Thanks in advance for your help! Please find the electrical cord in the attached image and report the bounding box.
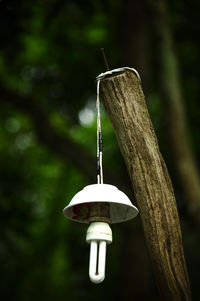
[96,67,141,184]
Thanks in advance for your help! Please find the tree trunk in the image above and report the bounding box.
[100,70,191,300]
[147,0,200,226]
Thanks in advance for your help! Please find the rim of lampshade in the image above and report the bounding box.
[63,184,138,224]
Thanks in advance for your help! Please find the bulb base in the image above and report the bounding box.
[86,222,112,244]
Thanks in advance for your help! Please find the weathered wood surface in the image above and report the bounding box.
[100,70,191,300]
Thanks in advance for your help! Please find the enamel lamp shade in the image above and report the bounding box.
[63,184,138,224]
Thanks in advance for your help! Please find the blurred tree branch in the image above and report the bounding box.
[0,85,95,182]
[0,84,132,194]
[146,0,200,226]
[120,0,151,94]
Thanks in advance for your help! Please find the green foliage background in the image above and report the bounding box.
[0,0,199,300]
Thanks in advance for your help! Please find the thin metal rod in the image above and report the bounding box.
[100,48,110,71]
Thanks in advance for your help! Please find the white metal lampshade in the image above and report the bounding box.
[63,184,138,224]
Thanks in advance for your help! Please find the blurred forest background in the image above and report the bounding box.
[0,0,199,300]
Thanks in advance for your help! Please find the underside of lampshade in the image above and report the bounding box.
[63,184,138,224]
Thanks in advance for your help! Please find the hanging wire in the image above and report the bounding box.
[96,80,103,184]
[96,67,141,184]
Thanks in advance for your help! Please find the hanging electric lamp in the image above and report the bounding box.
[63,65,139,284]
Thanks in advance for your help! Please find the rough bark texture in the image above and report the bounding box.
[100,70,191,301]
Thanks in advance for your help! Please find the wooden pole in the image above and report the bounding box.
[100,70,191,300]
